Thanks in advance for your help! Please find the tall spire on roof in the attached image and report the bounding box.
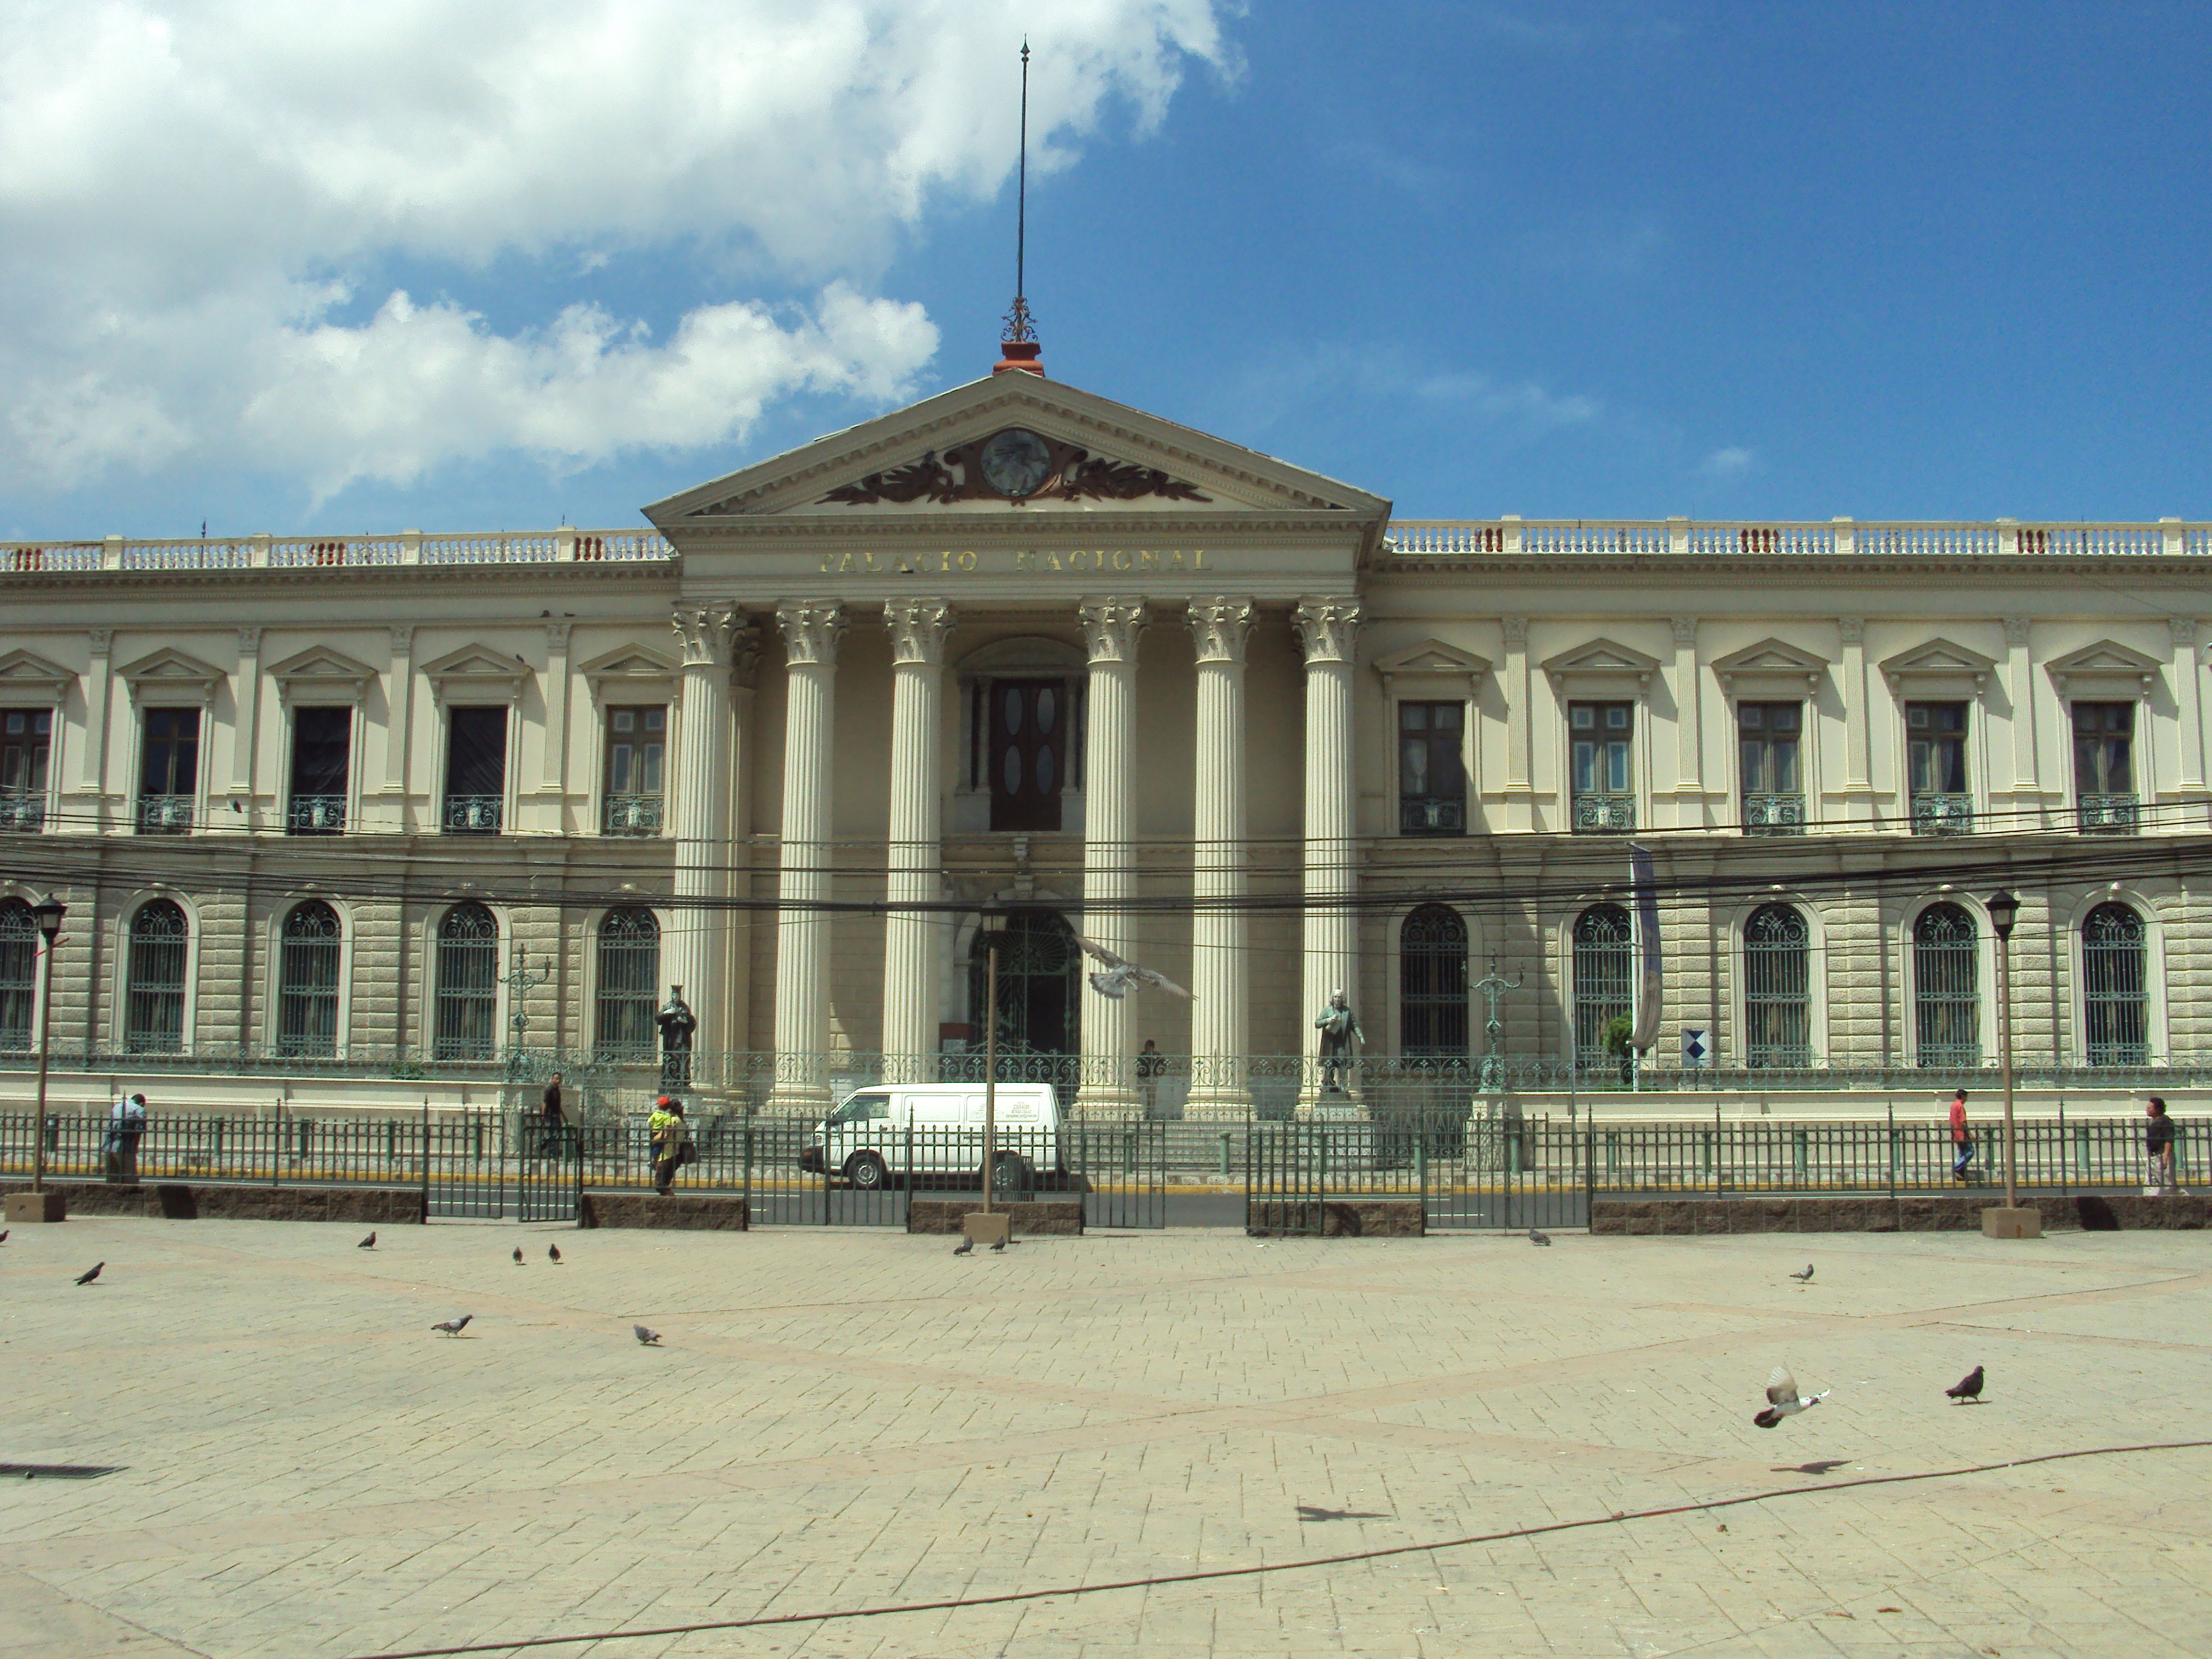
[994,40,1044,377]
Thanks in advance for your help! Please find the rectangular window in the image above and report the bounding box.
[443,706,507,834]
[1906,701,1971,834]
[987,679,1066,832]
[1398,701,1466,835]
[287,707,351,834]
[0,709,52,831]
[2072,702,2137,834]
[602,705,666,835]
[1569,701,1634,833]
[137,706,199,833]
[1737,702,1804,835]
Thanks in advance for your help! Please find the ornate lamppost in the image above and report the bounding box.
[15,899,67,1222]
[1473,958,1522,1096]
[1982,890,2038,1237]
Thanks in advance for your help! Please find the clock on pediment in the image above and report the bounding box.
[977,428,1054,498]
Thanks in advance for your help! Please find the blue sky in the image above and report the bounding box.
[4,1,2207,537]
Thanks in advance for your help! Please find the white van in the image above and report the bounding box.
[802,1083,1063,1193]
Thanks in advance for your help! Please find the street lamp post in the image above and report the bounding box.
[968,924,1011,1247]
[20,899,66,1222]
[1983,889,2036,1236]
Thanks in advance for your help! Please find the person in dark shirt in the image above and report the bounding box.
[2145,1097,2185,1195]
[540,1073,566,1156]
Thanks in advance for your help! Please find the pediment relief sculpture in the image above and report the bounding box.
[814,428,1212,508]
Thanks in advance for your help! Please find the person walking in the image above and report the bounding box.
[1948,1088,1976,1182]
[2144,1097,2186,1195]
[648,1096,689,1196]
[1136,1039,1164,1119]
[104,1092,148,1184]
[539,1073,566,1157]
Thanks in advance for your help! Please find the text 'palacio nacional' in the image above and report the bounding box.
[2,343,2209,1122]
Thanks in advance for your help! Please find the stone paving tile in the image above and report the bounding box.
[1,1218,2207,1658]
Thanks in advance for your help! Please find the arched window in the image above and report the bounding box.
[1743,903,1812,1069]
[1912,902,1980,1068]
[594,908,660,1059]
[1572,903,1634,1067]
[276,901,341,1058]
[125,899,189,1053]
[1400,904,1469,1061]
[967,910,1081,1059]
[0,899,34,1052]
[434,903,500,1060]
[2082,902,2150,1066]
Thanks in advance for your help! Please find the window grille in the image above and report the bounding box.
[276,900,341,1058]
[2082,901,2150,1066]
[125,899,189,1053]
[0,899,33,1051]
[433,903,500,1059]
[1572,903,1634,1066]
[1743,903,1812,1068]
[1399,903,1470,1059]
[1912,902,1980,1067]
[594,908,660,1059]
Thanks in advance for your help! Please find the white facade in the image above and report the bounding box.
[2,372,2209,1118]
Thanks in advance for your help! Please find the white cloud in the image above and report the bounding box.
[0,1,1226,499]
[1700,445,1755,478]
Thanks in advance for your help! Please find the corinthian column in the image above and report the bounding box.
[667,605,754,1065]
[768,602,845,1111]
[1078,597,1147,1119]
[1183,598,1255,1120]
[881,599,955,1084]
[1295,598,1363,1113]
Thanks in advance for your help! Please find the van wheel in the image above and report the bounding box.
[991,1154,1033,1196]
[846,1153,888,1191]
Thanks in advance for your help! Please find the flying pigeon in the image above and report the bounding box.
[953,1238,974,1256]
[990,1238,1008,1252]
[548,1244,561,1264]
[358,1232,376,1249]
[1789,1263,1814,1282]
[75,1262,103,1285]
[512,1247,524,1264]
[1752,1364,1829,1429]
[633,1325,661,1346]
[1945,1364,1986,1403]
[1527,1228,1552,1246]
[1074,936,1193,1002]
[431,1315,473,1336]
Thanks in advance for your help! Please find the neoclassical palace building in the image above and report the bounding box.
[2,354,2208,1119]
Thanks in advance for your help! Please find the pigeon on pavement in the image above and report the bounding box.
[634,1325,661,1346]
[953,1238,974,1256]
[1074,936,1193,1002]
[1789,1264,1815,1282]
[75,1262,103,1285]
[431,1315,473,1336]
[358,1232,376,1249]
[1752,1364,1829,1428]
[512,1247,524,1264]
[1,1228,11,1244]
[990,1238,1008,1252]
[548,1244,561,1264]
[1528,1228,1552,1246]
[1946,1364,1986,1403]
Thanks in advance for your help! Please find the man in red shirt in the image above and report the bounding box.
[1949,1088,1974,1181]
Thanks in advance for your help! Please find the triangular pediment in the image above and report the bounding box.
[643,374,1391,528]
[578,645,679,681]
[1373,639,1493,680]
[422,645,529,694]
[1709,637,1829,685]
[266,645,377,686]
[1541,637,1663,684]
[2044,638,2163,691]
[116,647,223,688]
[0,648,74,697]
[1879,637,1999,684]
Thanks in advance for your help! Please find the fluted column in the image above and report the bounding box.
[881,599,955,1084]
[1184,598,1254,1120]
[1078,597,1147,1118]
[1296,598,1363,1113]
[768,602,846,1110]
[667,603,749,1064]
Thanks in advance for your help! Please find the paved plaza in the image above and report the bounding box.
[1,1215,2208,1659]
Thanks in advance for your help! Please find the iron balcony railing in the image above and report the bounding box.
[1742,793,1805,835]
[441,794,502,834]
[286,794,346,834]
[0,790,44,831]
[2077,793,2140,834]
[601,794,664,836]
[1910,792,1974,835]
[135,795,193,834]
[1572,794,1636,834]
[1398,794,1466,835]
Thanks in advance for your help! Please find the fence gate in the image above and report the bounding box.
[1423,1111,1589,1233]
[426,1111,510,1220]
[1070,1119,1166,1229]
[1245,1122,1330,1235]
[516,1122,580,1223]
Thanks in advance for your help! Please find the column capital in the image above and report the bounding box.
[1079,597,1147,665]
[1500,615,1529,648]
[1670,616,1699,648]
[1293,597,1363,666]
[545,620,573,654]
[2003,615,2032,648]
[672,601,738,668]
[885,598,956,666]
[1836,616,1866,645]
[1187,596,1255,665]
[2170,617,2198,648]
[388,625,415,654]
[236,626,263,657]
[776,600,847,666]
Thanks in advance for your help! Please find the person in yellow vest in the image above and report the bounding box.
[648,1096,689,1196]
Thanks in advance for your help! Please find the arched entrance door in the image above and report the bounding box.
[968,909,1082,1082]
